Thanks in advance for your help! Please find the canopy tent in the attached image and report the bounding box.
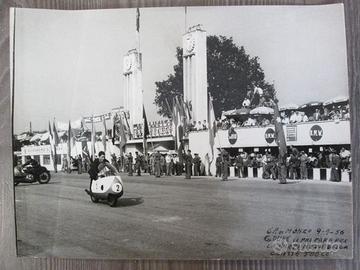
[279,103,299,111]
[40,132,50,141]
[323,96,349,106]
[299,101,322,109]
[223,108,250,116]
[30,133,45,142]
[250,106,274,115]
[17,133,32,142]
[149,144,170,153]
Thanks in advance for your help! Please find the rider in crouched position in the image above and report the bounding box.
[85,151,119,195]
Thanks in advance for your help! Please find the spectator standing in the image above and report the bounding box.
[235,153,244,178]
[77,155,83,174]
[127,153,133,176]
[154,151,162,177]
[329,150,341,182]
[215,153,222,177]
[221,151,230,181]
[184,150,193,179]
[165,154,172,176]
[299,151,309,179]
[135,152,141,176]
[193,153,201,176]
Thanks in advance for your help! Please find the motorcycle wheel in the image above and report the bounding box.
[38,172,51,184]
[90,194,99,203]
[108,195,118,207]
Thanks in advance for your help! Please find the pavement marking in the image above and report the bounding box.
[152,216,182,223]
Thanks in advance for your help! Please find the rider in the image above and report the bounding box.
[23,156,39,167]
[85,151,119,195]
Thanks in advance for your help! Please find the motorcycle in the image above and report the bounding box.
[14,164,51,186]
[87,175,124,207]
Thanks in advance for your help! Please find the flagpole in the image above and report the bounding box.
[136,8,140,53]
[185,6,187,32]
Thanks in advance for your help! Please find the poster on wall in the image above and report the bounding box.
[11,4,352,259]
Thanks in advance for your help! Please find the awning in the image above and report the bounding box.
[299,101,322,109]
[250,106,274,115]
[323,96,349,106]
[279,103,299,111]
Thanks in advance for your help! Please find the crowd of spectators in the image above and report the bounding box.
[132,120,173,139]
[217,103,350,130]
[228,146,351,181]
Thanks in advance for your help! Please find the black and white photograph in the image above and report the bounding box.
[11,4,352,259]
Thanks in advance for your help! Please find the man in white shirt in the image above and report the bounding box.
[165,154,172,176]
[289,111,297,123]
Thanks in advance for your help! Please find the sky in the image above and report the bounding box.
[13,4,348,133]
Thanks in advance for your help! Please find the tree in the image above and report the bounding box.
[154,35,275,118]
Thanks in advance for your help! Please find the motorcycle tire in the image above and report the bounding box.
[38,172,51,184]
[108,195,118,207]
[90,195,99,203]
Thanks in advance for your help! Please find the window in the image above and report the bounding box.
[43,155,50,165]
[56,154,62,165]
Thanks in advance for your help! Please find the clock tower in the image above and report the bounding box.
[123,49,143,131]
[183,25,208,123]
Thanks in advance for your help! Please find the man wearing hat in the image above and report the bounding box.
[184,149,193,179]
[193,153,201,176]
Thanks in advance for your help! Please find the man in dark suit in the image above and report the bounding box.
[184,150,193,179]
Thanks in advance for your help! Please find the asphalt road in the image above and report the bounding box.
[14,173,353,259]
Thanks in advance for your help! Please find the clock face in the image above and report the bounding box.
[124,56,132,71]
[186,35,195,53]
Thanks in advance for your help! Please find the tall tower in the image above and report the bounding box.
[123,49,143,131]
[183,25,208,123]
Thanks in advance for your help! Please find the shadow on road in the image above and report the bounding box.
[14,181,62,187]
[282,180,301,184]
[118,197,144,207]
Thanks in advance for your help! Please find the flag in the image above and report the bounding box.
[184,99,192,121]
[118,115,127,152]
[67,121,72,171]
[273,101,287,158]
[136,8,140,33]
[52,121,60,172]
[112,114,118,145]
[123,111,132,139]
[208,94,217,161]
[91,116,96,158]
[52,121,60,146]
[48,121,57,172]
[175,96,186,144]
[143,105,150,156]
[102,116,107,152]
